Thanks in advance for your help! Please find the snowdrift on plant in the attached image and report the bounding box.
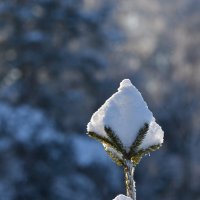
[87,79,164,151]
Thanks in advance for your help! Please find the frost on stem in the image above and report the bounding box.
[124,160,136,199]
[87,79,164,199]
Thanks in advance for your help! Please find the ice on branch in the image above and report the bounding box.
[113,194,133,200]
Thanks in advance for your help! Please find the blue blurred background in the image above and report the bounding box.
[0,0,199,199]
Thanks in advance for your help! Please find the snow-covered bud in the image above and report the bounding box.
[87,79,164,166]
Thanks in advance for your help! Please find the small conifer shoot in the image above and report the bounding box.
[87,79,164,200]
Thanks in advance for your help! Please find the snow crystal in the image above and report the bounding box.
[87,79,164,151]
[113,194,133,200]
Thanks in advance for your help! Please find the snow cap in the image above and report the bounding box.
[119,79,132,89]
[113,194,133,200]
[87,79,164,151]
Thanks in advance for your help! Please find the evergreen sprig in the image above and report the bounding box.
[87,131,113,146]
[104,126,127,156]
[128,123,149,159]
[104,145,124,166]
[131,144,162,165]
[137,144,162,156]
[87,130,125,166]
[88,124,162,166]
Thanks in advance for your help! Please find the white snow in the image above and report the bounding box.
[139,121,164,150]
[87,79,164,151]
[113,194,133,200]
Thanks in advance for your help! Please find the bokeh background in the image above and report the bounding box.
[0,0,200,199]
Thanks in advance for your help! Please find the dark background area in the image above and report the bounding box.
[0,0,199,199]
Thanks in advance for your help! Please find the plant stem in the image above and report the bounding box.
[124,160,136,200]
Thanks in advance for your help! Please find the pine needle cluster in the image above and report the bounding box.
[87,123,162,167]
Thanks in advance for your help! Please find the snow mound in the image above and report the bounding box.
[87,79,164,151]
[113,194,133,200]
